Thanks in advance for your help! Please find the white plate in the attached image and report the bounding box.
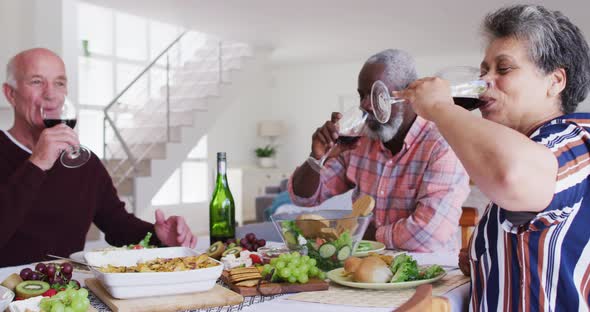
[69,251,85,263]
[352,240,386,257]
[85,247,223,299]
[327,268,446,290]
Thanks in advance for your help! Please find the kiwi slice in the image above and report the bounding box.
[15,280,50,299]
[1,273,23,291]
[222,246,242,257]
[206,241,226,260]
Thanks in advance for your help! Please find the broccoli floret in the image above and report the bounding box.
[390,261,420,283]
[421,265,445,279]
[390,253,412,275]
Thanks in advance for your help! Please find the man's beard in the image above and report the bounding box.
[365,107,404,142]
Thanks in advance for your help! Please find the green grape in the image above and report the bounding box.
[290,252,300,258]
[291,268,301,276]
[275,261,286,269]
[40,298,52,311]
[51,301,65,312]
[278,253,289,261]
[82,297,91,306]
[290,258,301,266]
[287,262,297,269]
[54,292,67,301]
[299,264,310,274]
[64,307,75,312]
[301,255,310,262]
[318,271,326,280]
[77,288,89,299]
[309,267,320,277]
[297,274,309,284]
[270,258,279,266]
[65,288,76,301]
[308,258,317,266]
[70,298,86,312]
[279,268,290,278]
[287,275,297,283]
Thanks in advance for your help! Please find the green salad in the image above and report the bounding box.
[280,221,354,271]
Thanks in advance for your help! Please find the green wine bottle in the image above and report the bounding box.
[209,152,236,245]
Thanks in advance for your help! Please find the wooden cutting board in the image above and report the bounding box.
[85,278,243,312]
[220,271,329,297]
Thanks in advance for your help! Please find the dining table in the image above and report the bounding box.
[0,237,471,312]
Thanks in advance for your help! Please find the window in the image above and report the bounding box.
[77,3,207,206]
[77,2,182,158]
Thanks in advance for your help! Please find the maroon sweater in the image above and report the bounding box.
[0,131,158,267]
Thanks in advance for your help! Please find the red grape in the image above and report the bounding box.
[257,239,266,247]
[53,276,62,285]
[252,243,259,250]
[20,268,32,280]
[35,263,46,274]
[71,280,81,289]
[46,265,56,278]
[29,272,40,281]
[240,238,248,246]
[61,262,73,274]
[245,243,254,251]
[63,272,72,281]
[246,233,256,243]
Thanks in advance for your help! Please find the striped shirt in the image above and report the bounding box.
[469,113,590,311]
[288,116,470,252]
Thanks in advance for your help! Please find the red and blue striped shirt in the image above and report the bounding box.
[289,116,470,252]
[469,113,590,311]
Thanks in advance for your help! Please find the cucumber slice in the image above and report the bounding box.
[283,230,299,248]
[318,243,337,258]
[337,245,352,261]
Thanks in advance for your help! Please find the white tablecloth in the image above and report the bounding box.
[0,238,470,312]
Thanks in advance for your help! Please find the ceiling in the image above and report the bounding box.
[82,0,590,64]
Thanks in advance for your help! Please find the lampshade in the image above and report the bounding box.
[257,120,284,137]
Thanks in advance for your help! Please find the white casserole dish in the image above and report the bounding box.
[84,247,223,299]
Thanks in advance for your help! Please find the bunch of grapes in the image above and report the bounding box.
[239,233,266,252]
[40,288,90,312]
[20,262,80,289]
[261,252,326,284]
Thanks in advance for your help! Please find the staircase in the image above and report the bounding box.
[102,31,254,213]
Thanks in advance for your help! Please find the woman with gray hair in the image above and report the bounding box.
[396,4,590,311]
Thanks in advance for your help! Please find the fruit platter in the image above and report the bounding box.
[1,261,92,312]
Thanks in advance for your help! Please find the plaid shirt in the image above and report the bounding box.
[288,117,469,252]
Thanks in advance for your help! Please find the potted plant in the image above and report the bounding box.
[255,145,276,168]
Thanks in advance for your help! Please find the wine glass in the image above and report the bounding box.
[315,106,368,167]
[370,66,489,123]
[40,96,92,168]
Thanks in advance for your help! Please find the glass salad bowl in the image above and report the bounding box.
[271,210,372,271]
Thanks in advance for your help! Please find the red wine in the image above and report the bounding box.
[453,97,483,111]
[44,119,77,129]
[337,136,361,144]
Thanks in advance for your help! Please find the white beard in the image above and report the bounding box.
[366,107,405,142]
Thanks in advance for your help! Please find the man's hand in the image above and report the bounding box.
[310,112,361,160]
[29,124,80,171]
[154,209,197,248]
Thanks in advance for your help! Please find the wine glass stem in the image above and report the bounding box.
[389,98,405,105]
[318,143,338,167]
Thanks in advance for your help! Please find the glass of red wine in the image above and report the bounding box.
[370,66,489,123]
[41,96,91,168]
[316,106,368,167]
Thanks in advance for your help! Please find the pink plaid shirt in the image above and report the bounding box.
[288,117,469,252]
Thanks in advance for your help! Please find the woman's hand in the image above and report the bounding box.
[393,77,455,121]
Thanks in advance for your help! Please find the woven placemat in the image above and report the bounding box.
[286,270,469,308]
